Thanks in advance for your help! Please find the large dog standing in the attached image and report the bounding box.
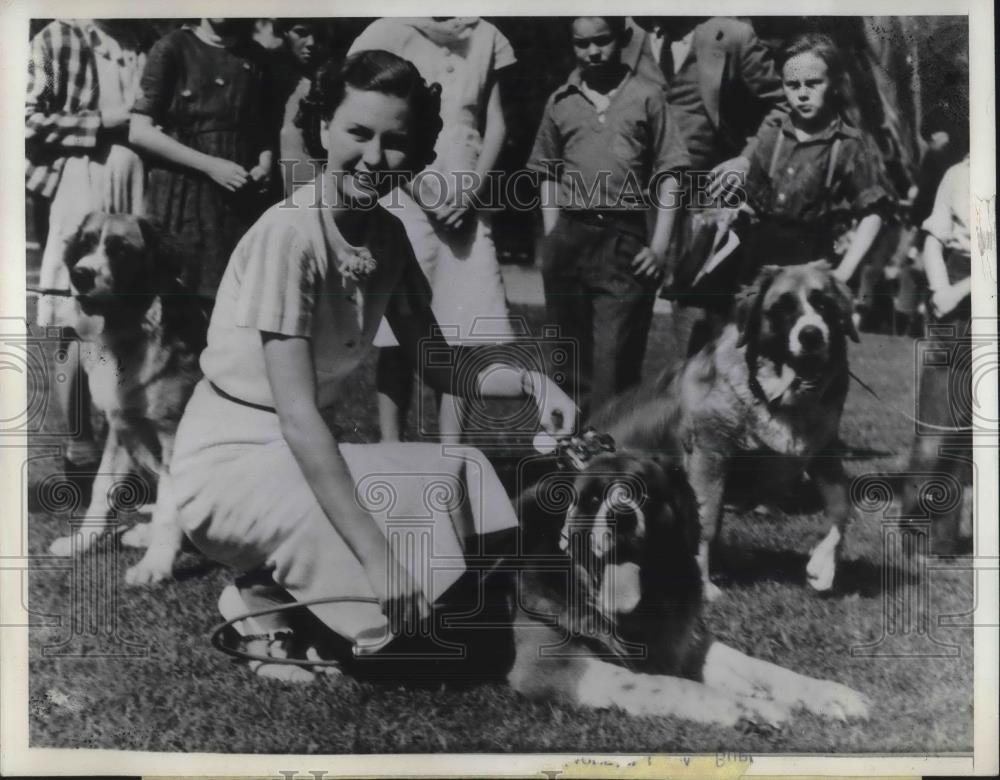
[47,213,206,585]
[510,451,869,726]
[592,262,859,598]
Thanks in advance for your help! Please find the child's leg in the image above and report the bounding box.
[588,223,655,412]
[590,288,656,414]
[540,222,594,414]
[376,347,413,442]
[901,311,972,554]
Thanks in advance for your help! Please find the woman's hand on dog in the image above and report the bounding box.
[523,370,577,437]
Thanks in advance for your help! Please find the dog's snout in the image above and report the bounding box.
[70,265,97,293]
[798,324,825,350]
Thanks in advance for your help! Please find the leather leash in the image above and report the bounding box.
[848,368,974,433]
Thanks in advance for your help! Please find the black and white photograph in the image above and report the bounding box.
[0,0,996,775]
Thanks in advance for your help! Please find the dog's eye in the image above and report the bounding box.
[775,292,798,312]
[68,231,99,264]
[808,290,831,312]
[104,235,133,257]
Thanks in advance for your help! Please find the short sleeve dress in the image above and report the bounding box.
[133,28,276,297]
[170,177,519,645]
[349,18,517,345]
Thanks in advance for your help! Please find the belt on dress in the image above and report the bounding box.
[209,381,277,413]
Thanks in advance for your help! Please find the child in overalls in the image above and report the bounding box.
[677,34,894,355]
[736,33,893,289]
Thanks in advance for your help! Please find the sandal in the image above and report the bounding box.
[218,584,341,682]
[243,631,316,683]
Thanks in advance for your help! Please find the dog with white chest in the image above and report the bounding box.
[48,212,206,585]
[510,451,870,727]
[592,261,859,599]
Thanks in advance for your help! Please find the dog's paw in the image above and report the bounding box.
[124,551,174,586]
[735,696,789,732]
[801,680,871,721]
[704,580,724,602]
[120,523,153,549]
[805,549,836,591]
[49,535,76,557]
[806,529,840,591]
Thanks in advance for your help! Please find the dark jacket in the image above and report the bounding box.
[622,17,788,161]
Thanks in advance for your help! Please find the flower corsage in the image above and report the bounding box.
[335,246,377,283]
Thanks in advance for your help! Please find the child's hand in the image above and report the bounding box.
[632,246,667,279]
[430,188,475,230]
[427,199,471,231]
[204,157,249,192]
[248,164,272,194]
[708,155,751,205]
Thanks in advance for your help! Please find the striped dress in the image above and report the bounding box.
[26,20,146,326]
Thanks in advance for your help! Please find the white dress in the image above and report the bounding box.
[349,18,516,345]
[170,181,519,645]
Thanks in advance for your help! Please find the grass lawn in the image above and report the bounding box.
[24,300,974,754]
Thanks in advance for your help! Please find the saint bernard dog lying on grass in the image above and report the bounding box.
[47,212,206,585]
[593,261,860,600]
[510,451,869,728]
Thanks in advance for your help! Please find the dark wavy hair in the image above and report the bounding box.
[778,33,860,127]
[295,50,443,170]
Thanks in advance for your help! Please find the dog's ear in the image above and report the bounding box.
[735,264,779,348]
[649,458,701,558]
[828,273,860,343]
[137,217,201,294]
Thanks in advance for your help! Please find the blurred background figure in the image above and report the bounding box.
[26,18,148,506]
[900,153,972,555]
[627,16,788,355]
[349,17,518,443]
[256,18,326,197]
[129,18,278,298]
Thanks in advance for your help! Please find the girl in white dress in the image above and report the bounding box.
[348,17,517,443]
[169,51,575,681]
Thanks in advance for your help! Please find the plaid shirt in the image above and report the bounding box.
[25,20,103,198]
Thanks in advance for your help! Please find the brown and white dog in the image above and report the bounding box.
[510,452,870,726]
[47,212,206,585]
[592,261,859,599]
